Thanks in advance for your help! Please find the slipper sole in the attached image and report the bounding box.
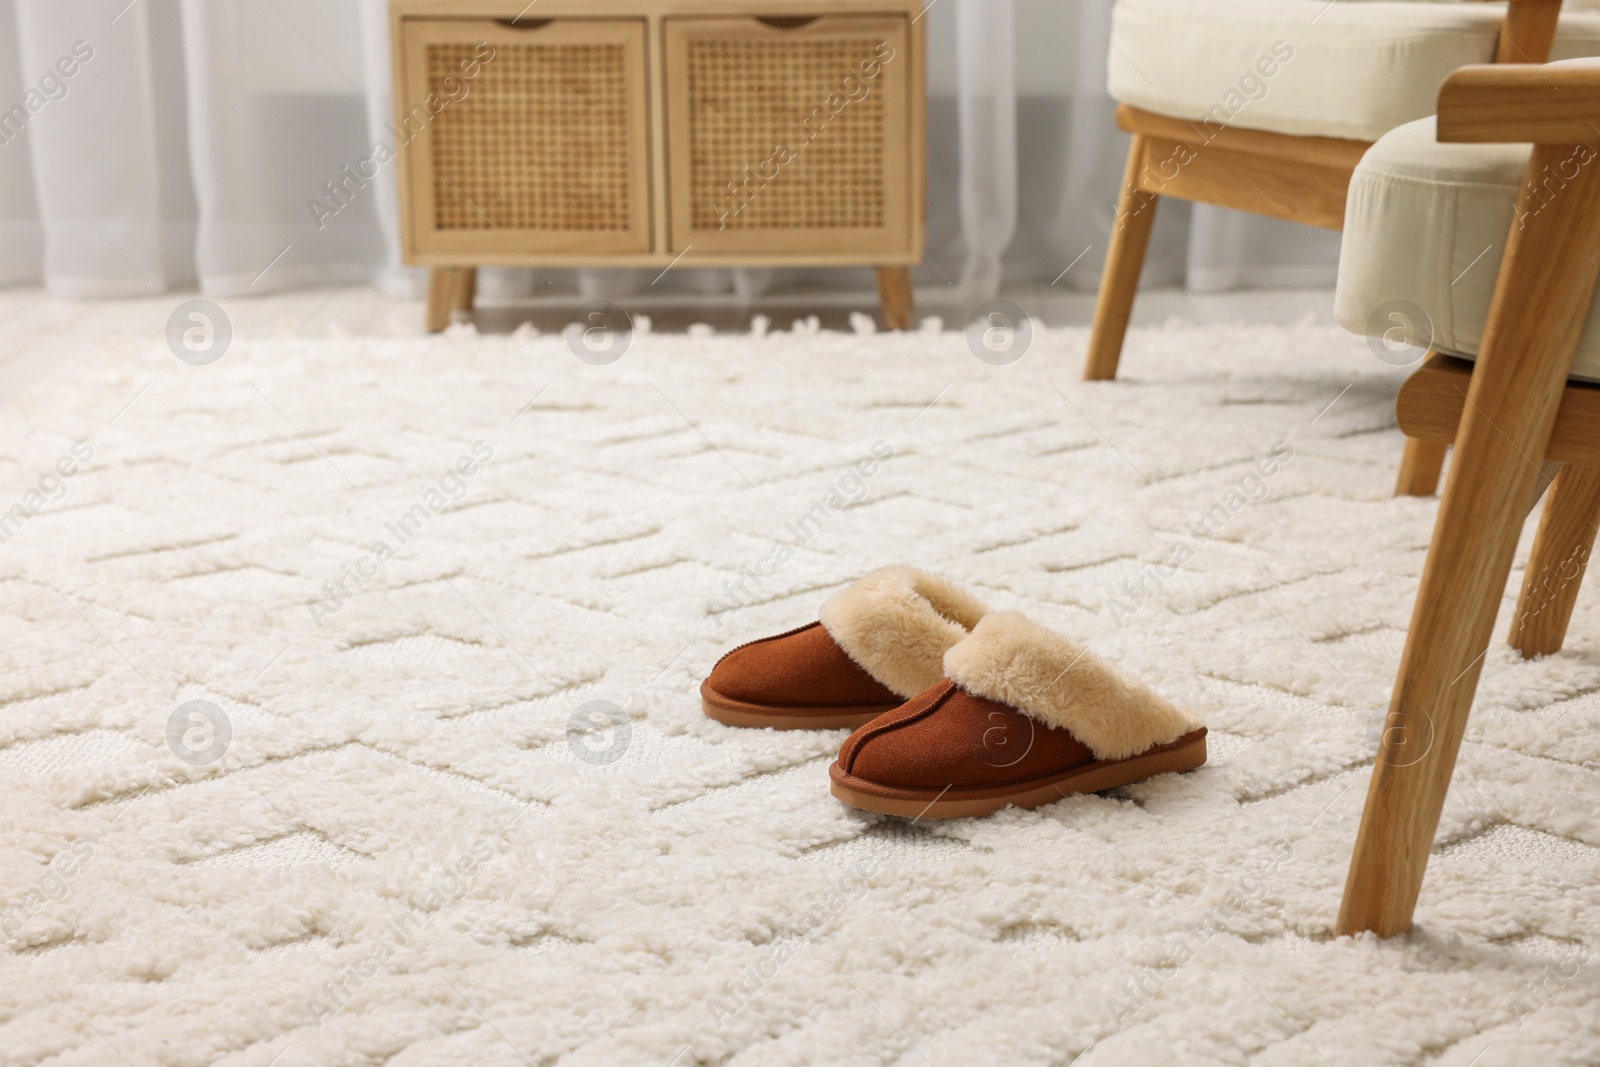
[700,681,899,731]
[828,730,1207,818]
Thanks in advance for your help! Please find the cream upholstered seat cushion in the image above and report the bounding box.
[1108,0,1600,143]
[1333,62,1600,382]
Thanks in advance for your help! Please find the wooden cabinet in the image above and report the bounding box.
[390,1,925,331]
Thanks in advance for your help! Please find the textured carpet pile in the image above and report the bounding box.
[1,310,1598,1066]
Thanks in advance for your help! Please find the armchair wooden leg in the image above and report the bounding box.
[1340,443,1534,936]
[1084,135,1159,382]
[1338,141,1600,938]
[876,266,913,331]
[425,267,462,333]
[1509,463,1600,658]
[1395,438,1448,497]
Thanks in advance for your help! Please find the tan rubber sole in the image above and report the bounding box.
[829,732,1208,818]
[700,695,898,731]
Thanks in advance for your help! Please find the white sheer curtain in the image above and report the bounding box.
[0,0,1336,304]
[4,0,195,296]
[955,0,1017,298]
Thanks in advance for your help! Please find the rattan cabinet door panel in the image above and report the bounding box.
[663,16,913,258]
[397,19,652,260]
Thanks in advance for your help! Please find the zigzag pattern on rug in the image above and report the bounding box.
[1,316,1597,1065]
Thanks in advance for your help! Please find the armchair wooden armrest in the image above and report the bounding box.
[1437,63,1600,143]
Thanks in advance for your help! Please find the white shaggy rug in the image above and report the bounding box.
[2,308,1599,1067]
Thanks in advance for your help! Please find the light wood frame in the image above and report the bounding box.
[389,0,926,332]
[1395,352,1600,659]
[1337,56,1600,938]
[1081,0,1566,383]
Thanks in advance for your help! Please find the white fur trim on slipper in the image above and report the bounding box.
[819,566,989,699]
[943,612,1203,761]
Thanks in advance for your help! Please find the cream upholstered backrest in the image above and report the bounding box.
[1107,0,1584,142]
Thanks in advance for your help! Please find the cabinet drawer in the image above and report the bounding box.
[396,17,653,260]
[663,15,914,258]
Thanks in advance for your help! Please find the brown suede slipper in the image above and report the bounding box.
[701,566,989,729]
[829,612,1207,817]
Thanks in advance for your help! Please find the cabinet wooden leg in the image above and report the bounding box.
[876,266,913,331]
[425,267,460,333]
[1084,135,1159,382]
[1394,438,1448,497]
[1510,462,1600,658]
[454,267,477,312]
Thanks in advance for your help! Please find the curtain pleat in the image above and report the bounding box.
[12,0,178,296]
[955,0,1017,302]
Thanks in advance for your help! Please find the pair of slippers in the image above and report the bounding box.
[701,566,1208,819]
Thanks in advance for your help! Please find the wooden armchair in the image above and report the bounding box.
[1335,59,1600,936]
[1083,0,1571,383]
